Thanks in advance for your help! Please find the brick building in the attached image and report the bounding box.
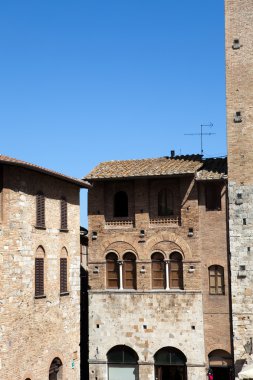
[225,0,253,377]
[0,155,89,380]
[84,154,232,380]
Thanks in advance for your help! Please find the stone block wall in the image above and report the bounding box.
[0,165,81,380]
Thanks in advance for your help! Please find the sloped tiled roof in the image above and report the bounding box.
[0,154,90,188]
[196,157,227,180]
[84,155,203,180]
[84,155,227,182]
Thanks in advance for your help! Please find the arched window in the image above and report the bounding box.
[60,197,67,230]
[158,188,174,216]
[107,345,138,380]
[169,252,183,289]
[60,247,68,295]
[154,347,187,380]
[49,357,63,380]
[123,252,136,289]
[35,246,45,297]
[36,192,45,228]
[114,191,128,217]
[152,252,165,289]
[209,265,225,295]
[106,252,119,289]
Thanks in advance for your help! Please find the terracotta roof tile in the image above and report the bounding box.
[84,155,203,180]
[84,155,227,182]
[0,154,90,188]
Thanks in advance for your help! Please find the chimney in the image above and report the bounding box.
[170,150,175,158]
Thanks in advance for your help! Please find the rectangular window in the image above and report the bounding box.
[36,192,45,227]
[107,261,119,288]
[206,183,222,211]
[60,198,68,230]
[123,261,136,289]
[35,258,44,297]
[152,261,165,289]
[60,258,68,293]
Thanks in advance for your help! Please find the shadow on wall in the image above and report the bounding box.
[80,266,90,380]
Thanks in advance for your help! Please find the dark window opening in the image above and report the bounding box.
[49,357,63,380]
[158,189,174,216]
[114,191,128,217]
[107,345,139,364]
[106,252,119,289]
[205,183,221,211]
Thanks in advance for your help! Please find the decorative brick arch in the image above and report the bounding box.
[146,232,192,260]
[104,240,139,260]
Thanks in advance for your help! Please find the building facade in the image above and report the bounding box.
[225,0,253,377]
[85,155,232,380]
[0,155,89,380]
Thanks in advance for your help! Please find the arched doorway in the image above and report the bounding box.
[208,350,233,380]
[154,347,187,380]
[107,345,138,380]
[49,357,63,380]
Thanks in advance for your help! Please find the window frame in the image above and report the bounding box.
[209,265,225,295]
[123,252,136,290]
[151,252,165,289]
[169,252,183,290]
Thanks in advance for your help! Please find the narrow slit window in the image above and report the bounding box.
[60,197,68,230]
[36,192,45,227]
[60,257,68,293]
[35,257,44,296]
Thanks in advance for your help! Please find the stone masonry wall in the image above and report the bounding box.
[225,0,253,376]
[0,165,81,380]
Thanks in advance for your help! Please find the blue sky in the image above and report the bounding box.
[0,0,226,227]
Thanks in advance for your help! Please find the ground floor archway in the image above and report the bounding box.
[208,349,233,380]
[154,347,187,380]
[107,345,139,380]
[49,357,63,380]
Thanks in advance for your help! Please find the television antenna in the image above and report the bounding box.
[184,122,215,155]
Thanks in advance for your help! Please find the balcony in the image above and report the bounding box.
[149,216,180,227]
[105,217,135,229]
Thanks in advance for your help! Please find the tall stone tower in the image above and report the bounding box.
[225,0,253,376]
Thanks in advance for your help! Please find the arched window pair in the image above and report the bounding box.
[158,188,174,216]
[209,265,225,295]
[107,346,187,380]
[152,252,183,290]
[35,246,68,298]
[106,252,136,290]
[36,192,68,230]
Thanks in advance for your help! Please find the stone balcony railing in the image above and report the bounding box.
[105,217,135,228]
[149,216,181,227]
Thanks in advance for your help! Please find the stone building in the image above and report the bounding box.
[225,0,253,377]
[0,155,89,380]
[84,154,232,380]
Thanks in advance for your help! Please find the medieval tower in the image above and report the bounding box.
[225,0,253,376]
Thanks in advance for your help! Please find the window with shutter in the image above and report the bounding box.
[35,257,44,297]
[36,192,45,228]
[106,252,119,289]
[169,252,183,289]
[123,252,136,289]
[60,258,68,294]
[60,197,68,230]
[152,252,165,289]
[209,265,225,295]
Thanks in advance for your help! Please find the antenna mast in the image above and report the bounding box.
[184,122,215,155]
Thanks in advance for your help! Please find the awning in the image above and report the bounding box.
[238,363,253,379]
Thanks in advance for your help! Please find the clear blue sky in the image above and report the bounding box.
[0,0,226,227]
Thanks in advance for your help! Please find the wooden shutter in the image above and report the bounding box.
[152,254,165,289]
[170,252,183,289]
[35,258,44,296]
[123,258,136,289]
[107,256,119,289]
[60,258,68,293]
[36,192,45,227]
[209,265,224,295]
[60,198,67,230]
